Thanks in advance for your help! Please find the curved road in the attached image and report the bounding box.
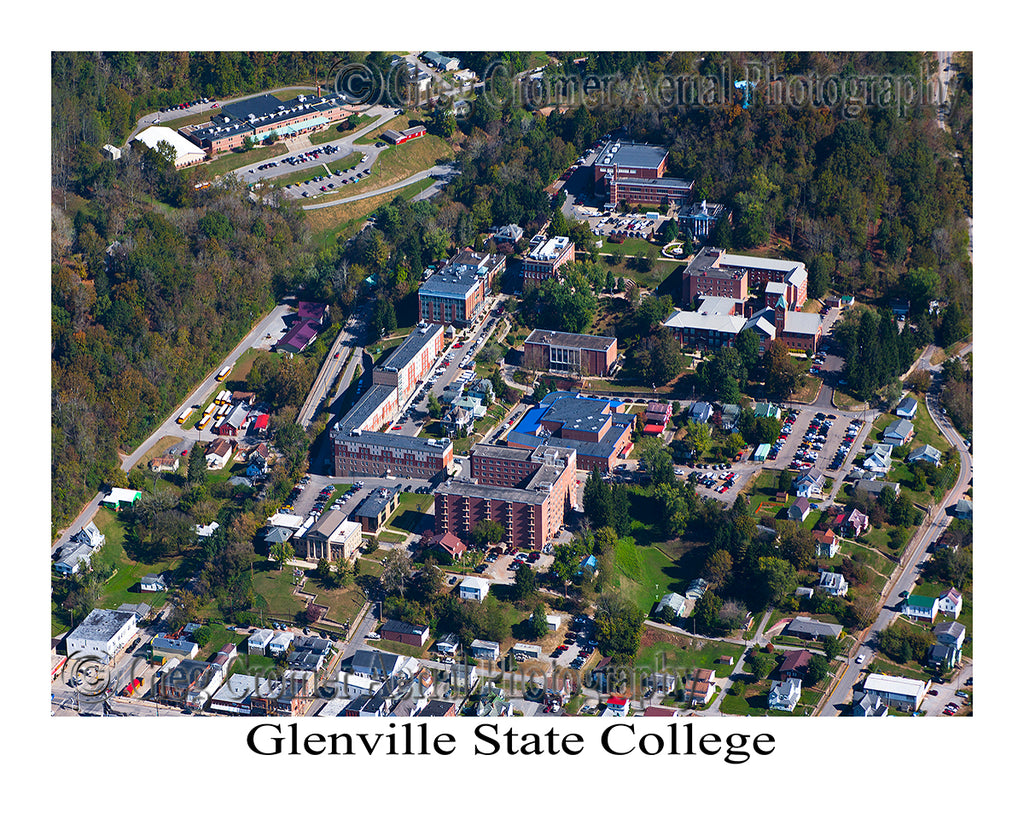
[815,365,973,715]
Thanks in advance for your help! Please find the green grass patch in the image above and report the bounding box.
[375,638,428,658]
[306,176,435,249]
[605,539,685,616]
[634,630,741,682]
[377,531,407,543]
[387,493,434,533]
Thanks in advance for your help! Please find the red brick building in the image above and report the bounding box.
[523,235,575,284]
[434,445,577,551]
[522,329,618,377]
[592,141,694,207]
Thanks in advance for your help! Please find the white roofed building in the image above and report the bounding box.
[134,126,207,168]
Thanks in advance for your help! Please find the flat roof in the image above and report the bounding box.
[69,609,135,642]
[353,488,398,519]
[377,324,444,373]
[524,329,616,351]
[338,383,398,432]
[782,311,822,336]
[594,141,668,170]
[336,427,453,456]
[864,673,927,698]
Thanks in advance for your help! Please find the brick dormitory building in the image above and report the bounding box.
[661,246,823,353]
[418,249,506,327]
[522,330,618,378]
[330,323,453,480]
[433,444,578,552]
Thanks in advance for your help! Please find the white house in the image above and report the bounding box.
[601,695,630,717]
[459,577,490,601]
[434,633,460,655]
[140,573,167,592]
[65,609,138,664]
[768,678,802,711]
[863,443,893,474]
[908,444,942,467]
[895,395,918,419]
[74,522,106,550]
[267,631,295,657]
[793,468,825,498]
[54,542,95,576]
[937,587,963,619]
[819,571,849,597]
[247,629,274,655]
[862,673,926,712]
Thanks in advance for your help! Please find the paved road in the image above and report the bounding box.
[816,375,973,715]
[51,303,293,553]
[296,303,370,429]
[300,164,456,210]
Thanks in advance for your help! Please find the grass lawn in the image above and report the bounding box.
[308,134,452,205]
[137,435,184,466]
[831,389,870,411]
[634,628,741,678]
[604,537,687,616]
[309,114,379,145]
[595,253,677,291]
[53,508,179,635]
[377,531,406,543]
[203,143,289,178]
[307,177,435,249]
[790,376,821,404]
[387,493,434,533]
[375,638,429,658]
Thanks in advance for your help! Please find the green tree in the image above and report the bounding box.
[686,420,713,460]
[702,549,733,587]
[514,564,538,602]
[805,654,830,687]
[748,650,776,682]
[693,590,722,634]
[821,635,841,662]
[381,551,413,597]
[270,541,294,569]
[757,556,798,605]
[529,602,549,640]
[472,519,505,546]
[594,591,645,660]
[582,468,612,528]
[187,446,208,486]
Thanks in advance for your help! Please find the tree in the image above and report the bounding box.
[702,549,733,587]
[381,552,413,597]
[763,339,799,400]
[471,519,505,546]
[316,557,332,584]
[717,598,747,631]
[757,556,798,605]
[693,591,722,634]
[805,654,830,687]
[686,420,713,461]
[748,650,776,682]
[514,564,538,602]
[821,634,841,661]
[270,541,294,569]
[582,468,612,528]
[594,592,645,659]
[187,446,208,486]
[529,602,549,640]
[415,559,445,603]
[427,392,442,419]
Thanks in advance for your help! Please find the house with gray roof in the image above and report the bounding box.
[882,418,915,447]
[655,591,687,621]
[819,571,849,597]
[768,678,802,711]
[851,691,888,717]
[785,616,843,641]
[908,444,942,466]
[895,395,918,418]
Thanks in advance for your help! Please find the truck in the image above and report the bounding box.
[216,365,232,382]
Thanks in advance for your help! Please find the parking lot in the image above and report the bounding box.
[761,407,870,476]
[549,614,598,671]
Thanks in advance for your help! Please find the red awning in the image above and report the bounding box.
[642,423,665,434]
[253,414,269,430]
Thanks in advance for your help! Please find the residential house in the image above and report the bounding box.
[778,650,813,682]
[140,573,167,593]
[434,634,460,656]
[793,467,825,498]
[349,649,418,680]
[100,488,141,510]
[643,705,682,717]
[788,497,811,522]
[929,621,966,668]
[430,532,468,563]
[655,591,686,621]
[937,587,963,619]
[768,678,802,711]
[819,571,849,597]
[719,403,742,431]
[785,616,843,642]
[685,578,709,600]
[689,402,713,424]
[469,639,500,662]
[602,695,630,717]
[459,577,490,602]
[851,691,888,717]
[862,443,894,474]
[852,479,901,499]
[835,507,869,537]
[419,700,457,717]
[247,629,274,655]
[266,631,295,658]
[54,541,96,576]
[204,438,234,470]
[862,673,926,712]
[814,528,839,559]
[902,594,939,622]
[953,499,973,520]
[682,669,717,706]
[895,395,918,419]
[149,454,180,472]
[908,444,942,467]
[882,419,915,447]
[753,402,781,420]
[380,620,430,647]
[578,554,599,578]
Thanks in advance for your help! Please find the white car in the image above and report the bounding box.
[855,654,865,664]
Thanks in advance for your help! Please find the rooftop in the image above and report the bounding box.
[594,141,668,170]
[524,329,617,352]
[377,323,444,373]
[69,609,136,642]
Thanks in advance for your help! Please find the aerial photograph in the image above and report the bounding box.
[50,49,974,724]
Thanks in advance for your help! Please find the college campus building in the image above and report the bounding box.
[679,200,728,239]
[331,324,453,479]
[522,329,618,377]
[523,234,575,284]
[434,444,577,552]
[663,247,822,353]
[592,141,694,207]
[418,250,506,327]
[181,92,350,155]
[134,125,207,168]
[504,391,634,472]
[295,511,363,563]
